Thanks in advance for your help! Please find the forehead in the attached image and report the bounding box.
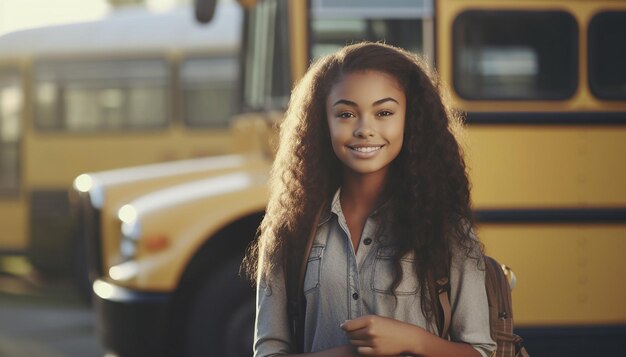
[327,70,405,103]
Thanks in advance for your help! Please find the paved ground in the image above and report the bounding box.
[0,258,105,357]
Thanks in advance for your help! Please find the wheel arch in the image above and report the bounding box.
[165,210,264,353]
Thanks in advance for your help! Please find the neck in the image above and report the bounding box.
[340,168,389,215]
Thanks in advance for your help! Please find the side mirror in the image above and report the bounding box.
[195,0,217,23]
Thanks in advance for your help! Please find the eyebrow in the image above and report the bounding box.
[332,97,399,107]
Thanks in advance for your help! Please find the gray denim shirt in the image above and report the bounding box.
[254,190,496,357]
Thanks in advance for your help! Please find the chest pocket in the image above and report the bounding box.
[304,244,325,294]
[371,246,419,295]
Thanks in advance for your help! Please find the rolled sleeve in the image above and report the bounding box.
[449,251,497,357]
[254,270,293,357]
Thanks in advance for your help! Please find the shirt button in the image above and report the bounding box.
[352,292,359,300]
[363,238,372,245]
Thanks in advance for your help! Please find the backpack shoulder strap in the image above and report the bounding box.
[437,255,531,356]
[436,276,452,339]
[286,203,325,352]
[484,255,531,357]
[484,255,513,321]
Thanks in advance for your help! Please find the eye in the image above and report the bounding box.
[338,112,355,119]
[377,110,393,117]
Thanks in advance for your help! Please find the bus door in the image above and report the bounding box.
[239,0,436,137]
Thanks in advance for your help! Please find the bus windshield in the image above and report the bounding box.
[310,0,433,59]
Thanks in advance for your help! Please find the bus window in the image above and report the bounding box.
[242,0,291,111]
[0,69,21,195]
[310,0,431,59]
[588,11,626,100]
[181,56,238,128]
[453,10,578,100]
[34,59,169,132]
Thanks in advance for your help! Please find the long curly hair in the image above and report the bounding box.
[244,42,482,323]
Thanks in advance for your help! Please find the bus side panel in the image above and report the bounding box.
[0,199,26,251]
[466,126,626,208]
[24,131,233,187]
[478,223,626,326]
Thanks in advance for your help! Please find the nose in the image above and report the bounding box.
[354,118,374,138]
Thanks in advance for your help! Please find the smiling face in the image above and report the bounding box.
[326,70,406,179]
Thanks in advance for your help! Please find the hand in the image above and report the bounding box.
[340,315,425,356]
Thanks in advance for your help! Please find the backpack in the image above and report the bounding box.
[435,255,530,357]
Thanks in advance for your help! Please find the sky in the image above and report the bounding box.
[0,0,184,36]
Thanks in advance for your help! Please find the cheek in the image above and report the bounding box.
[388,119,406,157]
[329,122,349,142]
[389,118,406,144]
[327,125,344,154]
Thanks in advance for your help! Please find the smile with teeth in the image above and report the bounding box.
[349,145,383,153]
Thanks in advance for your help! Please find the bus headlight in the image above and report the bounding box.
[118,204,138,223]
[73,174,93,193]
[119,204,141,259]
[109,261,139,281]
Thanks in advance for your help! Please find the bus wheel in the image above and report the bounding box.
[183,255,255,357]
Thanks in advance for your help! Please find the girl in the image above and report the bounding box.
[245,42,496,357]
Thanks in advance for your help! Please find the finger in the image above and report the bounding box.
[344,326,371,341]
[356,346,377,356]
[348,338,370,347]
[340,315,371,332]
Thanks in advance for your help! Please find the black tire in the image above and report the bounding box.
[183,255,255,357]
[72,228,93,303]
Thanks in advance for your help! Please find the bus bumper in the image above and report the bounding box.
[93,279,170,357]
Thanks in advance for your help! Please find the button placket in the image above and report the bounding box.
[345,230,361,319]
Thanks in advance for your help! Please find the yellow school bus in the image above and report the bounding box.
[76,0,626,356]
[0,4,241,284]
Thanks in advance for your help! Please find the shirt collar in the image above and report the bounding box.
[330,188,342,217]
[325,187,394,244]
[328,187,393,219]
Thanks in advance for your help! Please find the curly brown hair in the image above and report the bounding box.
[244,41,482,323]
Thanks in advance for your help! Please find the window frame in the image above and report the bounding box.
[308,0,434,63]
[240,0,292,113]
[180,55,239,129]
[0,66,23,196]
[588,10,626,101]
[451,9,579,101]
[33,57,172,133]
